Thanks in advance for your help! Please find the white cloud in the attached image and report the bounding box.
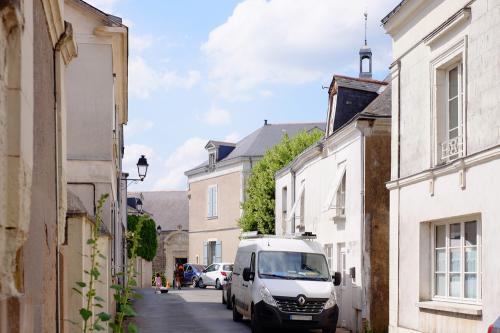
[130,34,154,53]
[124,118,154,137]
[224,132,240,143]
[129,56,201,98]
[202,0,397,99]
[85,0,120,13]
[197,107,231,126]
[154,137,208,190]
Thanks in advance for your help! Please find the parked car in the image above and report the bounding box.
[489,316,500,333]
[183,263,205,287]
[231,234,341,333]
[222,271,233,309]
[198,263,234,290]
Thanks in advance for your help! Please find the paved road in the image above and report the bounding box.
[132,287,349,333]
[131,287,251,332]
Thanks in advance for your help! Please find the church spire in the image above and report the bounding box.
[359,10,372,79]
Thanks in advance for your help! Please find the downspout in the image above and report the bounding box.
[355,122,367,328]
[396,60,402,328]
[290,169,296,235]
[54,25,72,333]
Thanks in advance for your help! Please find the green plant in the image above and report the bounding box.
[239,129,324,234]
[127,215,158,261]
[110,215,144,333]
[71,193,112,332]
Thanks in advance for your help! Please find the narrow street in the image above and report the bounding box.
[131,288,251,332]
[132,287,350,333]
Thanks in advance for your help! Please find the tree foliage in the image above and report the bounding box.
[239,129,324,234]
[127,215,157,261]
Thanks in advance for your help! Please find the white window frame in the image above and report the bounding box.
[335,172,346,218]
[431,218,481,304]
[430,37,467,166]
[207,185,218,219]
[324,244,334,274]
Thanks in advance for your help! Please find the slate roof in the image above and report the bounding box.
[359,83,392,118]
[381,0,409,25]
[128,191,188,231]
[186,122,325,175]
[205,141,236,148]
[334,75,387,93]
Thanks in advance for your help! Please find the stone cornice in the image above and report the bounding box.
[94,25,128,124]
[387,144,500,190]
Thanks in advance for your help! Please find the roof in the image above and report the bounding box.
[333,75,387,93]
[205,141,236,149]
[239,238,324,254]
[381,0,410,25]
[69,0,125,26]
[359,83,392,118]
[128,191,188,231]
[186,122,325,175]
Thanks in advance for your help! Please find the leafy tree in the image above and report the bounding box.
[127,215,157,261]
[239,129,324,234]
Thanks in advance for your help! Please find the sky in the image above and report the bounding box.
[86,0,401,192]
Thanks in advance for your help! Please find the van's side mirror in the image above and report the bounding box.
[333,272,342,286]
[242,267,254,282]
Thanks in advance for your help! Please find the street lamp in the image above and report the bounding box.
[156,225,162,235]
[136,198,143,213]
[137,155,149,181]
[123,155,149,182]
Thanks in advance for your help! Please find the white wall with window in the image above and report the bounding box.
[207,185,218,218]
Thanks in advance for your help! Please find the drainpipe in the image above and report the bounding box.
[54,24,72,333]
[355,122,367,326]
[290,169,296,234]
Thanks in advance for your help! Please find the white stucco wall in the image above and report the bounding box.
[385,0,500,331]
[275,127,365,331]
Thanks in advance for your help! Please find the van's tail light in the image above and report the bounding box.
[221,271,227,277]
[488,325,493,333]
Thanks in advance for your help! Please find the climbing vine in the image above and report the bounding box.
[71,193,112,332]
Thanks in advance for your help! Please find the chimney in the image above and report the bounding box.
[264,119,268,125]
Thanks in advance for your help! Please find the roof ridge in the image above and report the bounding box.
[334,74,388,85]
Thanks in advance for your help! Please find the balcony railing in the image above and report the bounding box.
[441,135,463,162]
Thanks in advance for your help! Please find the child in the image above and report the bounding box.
[155,273,162,294]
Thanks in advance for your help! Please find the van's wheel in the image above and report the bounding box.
[198,278,206,289]
[251,305,264,333]
[215,279,222,290]
[192,277,198,288]
[232,298,243,322]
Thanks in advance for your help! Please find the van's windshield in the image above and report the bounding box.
[258,251,330,281]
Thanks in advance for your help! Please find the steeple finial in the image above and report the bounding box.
[364,9,368,46]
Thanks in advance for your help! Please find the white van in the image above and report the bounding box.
[231,234,341,333]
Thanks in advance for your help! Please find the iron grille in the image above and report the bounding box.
[274,296,327,314]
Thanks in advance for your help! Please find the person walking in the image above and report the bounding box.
[154,273,162,294]
[175,264,184,290]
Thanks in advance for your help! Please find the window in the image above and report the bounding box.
[335,172,346,217]
[209,152,216,168]
[433,220,480,302]
[431,39,466,165]
[207,185,218,218]
[441,64,464,161]
[324,244,333,273]
[282,186,288,221]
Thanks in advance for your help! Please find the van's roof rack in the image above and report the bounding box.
[240,231,317,240]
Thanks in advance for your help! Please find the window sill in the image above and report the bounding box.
[331,215,346,223]
[416,301,482,316]
[207,216,218,220]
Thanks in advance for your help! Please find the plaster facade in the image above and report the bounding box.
[383,0,500,331]
[188,170,244,265]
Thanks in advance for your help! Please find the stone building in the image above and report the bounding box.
[275,67,391,331]
[0,0,128,332]
[382,0,500,332]
[128,191,189,285]
[0,0,76,332]
[185,122,324,267]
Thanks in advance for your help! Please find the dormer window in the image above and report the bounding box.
[209,152,216,169]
